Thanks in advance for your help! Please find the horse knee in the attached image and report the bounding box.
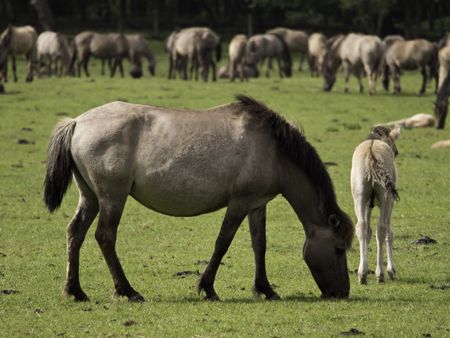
[355,222,368,240]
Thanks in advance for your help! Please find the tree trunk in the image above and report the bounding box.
[247,11,253,36]
[153,0,160,36]
[30,0,54,31]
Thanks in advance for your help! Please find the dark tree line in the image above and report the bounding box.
[1,0,449,39]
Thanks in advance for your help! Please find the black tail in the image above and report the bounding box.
[44,118,77,212]
[435,68,450,129]
[382,64,390,91]
[68,43,77,76]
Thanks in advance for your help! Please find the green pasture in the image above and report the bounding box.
[0,41,449,337]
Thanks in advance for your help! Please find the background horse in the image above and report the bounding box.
[44,95,353,302]
[247,33,292,78]
[0,25,37,82]
[228,34,255,81]
[70,31,130,78]
[323,33,383,95]
[218,63,259,79]
[36,31,72,77]
[351,126,400,284]
[308,33,327,77]
[267,27,308,71]
[383,39,438,94]
[435,45,450,129]
[126,34,156,78]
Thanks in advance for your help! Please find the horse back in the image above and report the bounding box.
[9,25,37,54]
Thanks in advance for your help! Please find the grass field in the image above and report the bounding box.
[0,41,449,337]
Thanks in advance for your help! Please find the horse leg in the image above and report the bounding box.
[364,64,375,96]
[266,57,272,78]
[25,52,34,82]
[356,68,364,94]
[101,59,106,76]
[375,195,390,283]
[230,60,236,81]
[210,56,216,82]
[392,65,401,94]
[298,52,304,72]
[12,55,18,82]
[118,59,124,78]
[64,173,99,301]
[343,61,351,93]
[248,206,280,300]
[276,56,283,78]
[83,55,90,77]
[95,196,144,302]
[419,65,427,95]
[198,205,247,300]
[384,200,396,280]
[110,59,118,78]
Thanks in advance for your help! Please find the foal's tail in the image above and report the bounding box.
[44,118,77,212]
[366,141,399,201]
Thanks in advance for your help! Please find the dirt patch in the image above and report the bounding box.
[123,320,137,327]
[412,235,437,245]
[21,127,33,131]
[0,289,19,295]
[172,270,200,278]
[324,162,338,167]
[55,112,68,116]
[17,139,35,145]
[340,328,365,336]
[429,284,450,290]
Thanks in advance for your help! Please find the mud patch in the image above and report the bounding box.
[21,127,33,131]
[123,320,137,327]
[55,112,68,116]
[0,289,19,295]
[429,284,450,290]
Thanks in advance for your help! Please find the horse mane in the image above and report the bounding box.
[235,94,354,247]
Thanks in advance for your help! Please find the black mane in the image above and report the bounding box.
[235,94,354,246]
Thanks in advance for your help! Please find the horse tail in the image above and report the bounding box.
[430,43,439,84]
[268,33,292,76]
[382,62,390,91]
[44,118,77,212]
[69,41,77,75]
[435,66,450,129]
[366,140,399,201]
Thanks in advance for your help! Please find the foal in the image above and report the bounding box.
[351,126,400,284]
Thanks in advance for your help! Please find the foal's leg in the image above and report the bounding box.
[375,194,390,283]
[64,172,99,301]
[343,61,351,93]
[392,65,401,94]
[385,200,396,280]
[248,207,280,300]
[198,205,247,300]
[95,196,144,302]
[353,186,371,284]
[117,59,124,78]
[25,52,34,82]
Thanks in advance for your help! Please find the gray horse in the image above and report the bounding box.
[168,27,221,81]
[308,33,327,76]
[126,34,156,78]
[70,31,129,78]
[44,95,353,302]
[0,25,37,82]
[267,27,308,71]
[247,33,292,78]
[382,39,438,94]
[323,33,383,95]
[36,31,72,77]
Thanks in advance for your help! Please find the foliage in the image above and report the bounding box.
[0,42,449,337]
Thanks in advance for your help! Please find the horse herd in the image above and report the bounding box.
[0,25,449,127]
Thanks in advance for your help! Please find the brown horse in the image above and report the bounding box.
[0,25,37,82]
[44,95,353,302]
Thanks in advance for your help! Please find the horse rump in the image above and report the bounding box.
[435,68,450,129]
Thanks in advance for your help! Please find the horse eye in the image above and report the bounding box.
[335,247,346,255]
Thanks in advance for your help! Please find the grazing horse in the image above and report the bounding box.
[218,63,259,80]
[323,33,383,95]
[383,39,438,94]
[351,126,400,284]
[44,95,354,302]
[435,46,450,129]
[36,31,72,77]
[70,31,129,78]
[0,25,37,82]
[308,33,327,76]
[168,27,221,82]
[267,27,308,71]
[247,34,292,78]
[126,34,156,78]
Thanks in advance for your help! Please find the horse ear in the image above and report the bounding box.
[328,214,340,228]
[390,126,401,140]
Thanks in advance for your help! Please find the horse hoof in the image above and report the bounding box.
[377,275,385,283]
[128,294,145,302]
[204,294,220,301]
[358,275,367,285]
[267,293,281,301]
[65,288,90,302]
[387,270,396,280]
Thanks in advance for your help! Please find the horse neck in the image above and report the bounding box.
[281,159,325,232]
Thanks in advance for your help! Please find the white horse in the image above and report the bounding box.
[0,25,37,82]
[36,31,72,77]
[323,33,383,95]
[351,126,400,284]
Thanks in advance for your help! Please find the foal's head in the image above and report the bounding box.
[368,126,401,156]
